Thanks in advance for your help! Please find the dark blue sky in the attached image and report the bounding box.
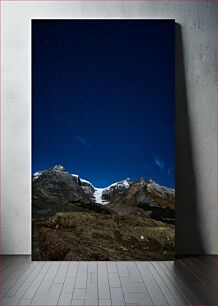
[32,20,175,188]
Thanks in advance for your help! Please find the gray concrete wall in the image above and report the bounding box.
[1,1,217,254]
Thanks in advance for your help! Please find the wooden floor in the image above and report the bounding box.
[0,256,217,305]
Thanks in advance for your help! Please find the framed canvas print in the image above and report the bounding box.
[32,20,175,261]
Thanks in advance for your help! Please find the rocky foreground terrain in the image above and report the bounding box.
[32,165,175,260]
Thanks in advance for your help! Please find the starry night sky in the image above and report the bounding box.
[32,20,175,188]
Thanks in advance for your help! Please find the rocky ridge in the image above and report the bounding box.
[32,165,175,223]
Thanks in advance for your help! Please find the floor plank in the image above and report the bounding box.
[152,261,192,304]
[158,261,201,304]
[0,255,216,305]
[137,264,168,305]
[147,262,180,305]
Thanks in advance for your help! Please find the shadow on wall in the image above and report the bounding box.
[175,24,205,256]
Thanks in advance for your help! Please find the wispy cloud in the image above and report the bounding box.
[154,156,165,170]
[74,136,90,148]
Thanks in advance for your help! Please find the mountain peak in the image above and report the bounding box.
[106,178,132,189]
[50,165,65,171]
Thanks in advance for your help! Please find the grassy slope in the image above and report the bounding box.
[32,211,175,261]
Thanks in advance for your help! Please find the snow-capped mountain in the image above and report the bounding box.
[71,174,96,196]
[107,177,175,221]
[92,178,131,205]
[72,175,131,205]
[33,166,132,205]
[100,179,131,204]
[33,170,44,181]
[32,165,175,223]
[71,174,131,204]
